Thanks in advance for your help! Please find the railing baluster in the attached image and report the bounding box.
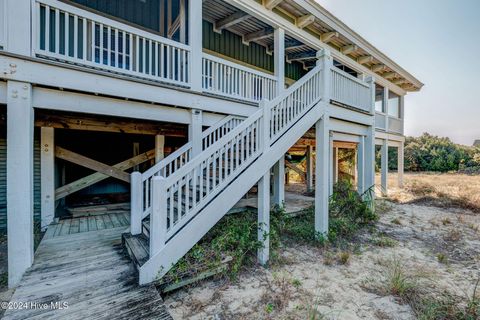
[54,9,60,54]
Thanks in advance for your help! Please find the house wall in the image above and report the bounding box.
[67,0,306,81]
[69,0,162,32]
[0,124,41,234]
[202,21,306,81]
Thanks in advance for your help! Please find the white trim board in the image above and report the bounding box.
[33,88,225,126]
[0,54,257,117]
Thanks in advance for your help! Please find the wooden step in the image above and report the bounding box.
[122,233,150,269]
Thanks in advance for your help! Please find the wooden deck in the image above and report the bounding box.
[3,216,172,320]
[44,211,130,239]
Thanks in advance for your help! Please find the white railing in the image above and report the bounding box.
[33,0,191,87]
[0,0,5,49]
[331,68,371,112]
[388,116,403,134]
[202,53,278,103]
[148,63,325,255]
[138,116,243,220]
[375,112,387,130]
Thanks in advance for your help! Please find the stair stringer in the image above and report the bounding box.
[139,100,327,285]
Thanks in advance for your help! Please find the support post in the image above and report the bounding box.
[315,115,329,236]
[257,171,270,265]
[364,76,376,193]
[380,139,388,196]
[5,0,31,55]
[7,81,34,288]
[330,141,335,195]
[189,0,203,92]
[155,135,165,163]
[150,176,167,257]
[40,127,55,230]
[273,156,285,207]
[189,109,203,156]
[357,136,365,194]
[130,172,143,235]
[274,28,285,94]
[306,145,313,192]
[133,142,140,171]
[398,142,404,188]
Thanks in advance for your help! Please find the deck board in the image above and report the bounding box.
[4,223,172,320]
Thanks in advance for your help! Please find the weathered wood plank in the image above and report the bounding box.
[79,217,88,233]
[69,218,80,234]
[88,216,97,231]
[102,214,114,229]
[55,146,130,183]
[55,150,154,200]
[95,215,106,230]
[3,226,172,320]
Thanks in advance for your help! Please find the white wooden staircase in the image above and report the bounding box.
[124,52,374,285]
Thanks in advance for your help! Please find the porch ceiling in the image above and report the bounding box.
[203,0,423,92]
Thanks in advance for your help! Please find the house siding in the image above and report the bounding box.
[0,134,41,234]
[203,21,306,81]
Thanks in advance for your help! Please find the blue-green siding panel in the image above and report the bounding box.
[202,21,306,81]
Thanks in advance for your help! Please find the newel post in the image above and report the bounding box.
[130,172,143,235]
[189,0,203,92]
[150,176,167,257]
[317,48,332,102]
[365,76,376,115]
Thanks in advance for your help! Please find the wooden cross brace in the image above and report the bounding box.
[54,147,155,200]
[285,159,307,182]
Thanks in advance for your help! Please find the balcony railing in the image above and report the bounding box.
[33,0,191,87]
[25,0,376,114]
[388,116,403,134]
[331,67,371,113]
[375,112,404,135]
[0,1,5,50]
[375,112,387,130]
[202,53,278,103]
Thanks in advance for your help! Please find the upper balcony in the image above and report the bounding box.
[374,83,404,135]
[0,0,375,115]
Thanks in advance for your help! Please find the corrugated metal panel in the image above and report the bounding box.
[0,136,41,234]
[203,21,305,80]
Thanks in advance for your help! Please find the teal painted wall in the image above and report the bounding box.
[67,1,306,81]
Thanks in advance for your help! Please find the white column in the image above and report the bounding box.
[155,135,165,163]
[130,171,142,235]
[40,127,55,230]
[189,0,203,92]
[364,76,376,193]
[380,139,388,196]
[189,108,203,156]
[306,145,313,192]
[315,116,329,236]
[398,142,404,188]
[274,28,285,94]
[5,0,31,55]
[7,81,34,288]
[357,136,365,194]
[331,143,337,194]
[272,156,285,207]
[257,171,270,265]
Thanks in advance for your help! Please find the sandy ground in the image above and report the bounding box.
[164,175,480,319]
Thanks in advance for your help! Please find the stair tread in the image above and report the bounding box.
[123,233,149,267]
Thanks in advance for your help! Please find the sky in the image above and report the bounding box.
[317,0,480,146]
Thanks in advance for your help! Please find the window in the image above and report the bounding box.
[375,84,385,113]
[388,91,401,118]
